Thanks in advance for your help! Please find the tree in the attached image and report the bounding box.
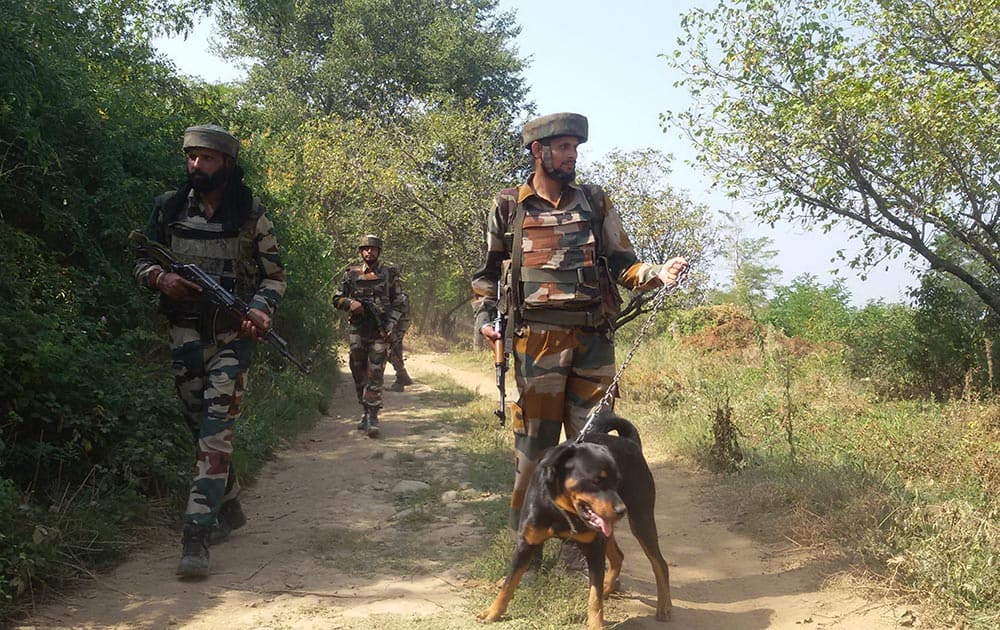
[277,99,523,333]
[709,211,781,312]
[581,148,717,301]
[764,274,853,344]
[668,0,1000,318]
[216,0,528,127]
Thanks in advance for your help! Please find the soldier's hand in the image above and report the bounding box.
[241,308,272,341]
[157,272,203,301]
[348,300,364,315]
[480,324,501,342]
[657,257,689,288]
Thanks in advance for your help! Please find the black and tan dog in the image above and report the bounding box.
[479,412,672,628]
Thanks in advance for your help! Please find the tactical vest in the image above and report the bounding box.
[500,184,621,328]
[154,190,263,323]
[346,262,397,324]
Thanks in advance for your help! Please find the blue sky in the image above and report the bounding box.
[152,0,923,305]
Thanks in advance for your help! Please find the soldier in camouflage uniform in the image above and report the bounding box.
[471,112,688,544]
[133,124,286,578]
[333,235,408,438]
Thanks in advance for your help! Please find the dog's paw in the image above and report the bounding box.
[477,608,502,623]
[602,577,621,597]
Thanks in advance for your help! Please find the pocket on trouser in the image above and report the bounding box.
[510,401,526,436]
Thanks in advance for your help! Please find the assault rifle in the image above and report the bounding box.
[492,289,508,427]
[129,231,310,374]
[357,299,392,342]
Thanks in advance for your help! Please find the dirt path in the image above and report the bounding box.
[15,352,915,629]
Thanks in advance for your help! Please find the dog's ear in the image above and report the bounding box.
[538,444,576,496]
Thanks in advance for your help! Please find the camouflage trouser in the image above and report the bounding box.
[348,328,387,409]
[388,334,405,374]
[171,324,255,528]
[508,322,615,530]
[388,317,409,375]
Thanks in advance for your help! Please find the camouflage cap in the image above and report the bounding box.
[183,124,240,159]
[358,234,383,249]
[522,112,588,148]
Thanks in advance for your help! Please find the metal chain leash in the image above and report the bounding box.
[574,267,689,442]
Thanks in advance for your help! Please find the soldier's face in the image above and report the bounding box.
[538,136,578,182]
[360,246,380,264]
[186,147,231,192]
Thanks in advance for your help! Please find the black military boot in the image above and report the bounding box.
[366,407,380,438]
[177,523,211,578]
[208,498,247,546]
[356,407,369,431]
[394,368,414,387]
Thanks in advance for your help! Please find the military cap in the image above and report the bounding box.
[522,112,588,148]
[183,124,240,159]
[358,234,383,249]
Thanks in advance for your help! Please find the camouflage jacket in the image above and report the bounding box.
[133,188,287,319]
[471,176,667,331]
[333,260,408,331]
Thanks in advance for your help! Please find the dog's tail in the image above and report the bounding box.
[591,412,641,447]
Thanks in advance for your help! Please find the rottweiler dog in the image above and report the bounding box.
[479,412,672,628]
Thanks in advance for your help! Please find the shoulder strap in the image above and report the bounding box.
[497,187,519,229]
[153,190,180,242]
[507,190,527,318]
[580,183,607,255]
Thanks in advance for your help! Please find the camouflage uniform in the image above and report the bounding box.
[133,126,286,553]
[333,251,408,421]
[471,114,671,529]
[388,299,413,389]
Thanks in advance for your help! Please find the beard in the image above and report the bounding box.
[187,168,229,192]
[540,147,576,183]
[542,161,576,183]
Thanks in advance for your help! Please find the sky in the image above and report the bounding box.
[152,0,924,306]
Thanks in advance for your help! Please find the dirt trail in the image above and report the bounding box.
[14,352,914,629]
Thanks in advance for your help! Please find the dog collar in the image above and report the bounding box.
[552,497,580,535]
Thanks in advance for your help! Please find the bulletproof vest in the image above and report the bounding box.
[156,191,262,318]
[347,263,395,309]
[516,193,601,309]
[502,185,618,328]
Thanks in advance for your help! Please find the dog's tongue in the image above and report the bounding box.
[596,515,614,538]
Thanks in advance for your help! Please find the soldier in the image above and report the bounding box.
[333,235,409,437]
[133,124,286,577]
[387,300,414,392]
[471,112,688,559]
